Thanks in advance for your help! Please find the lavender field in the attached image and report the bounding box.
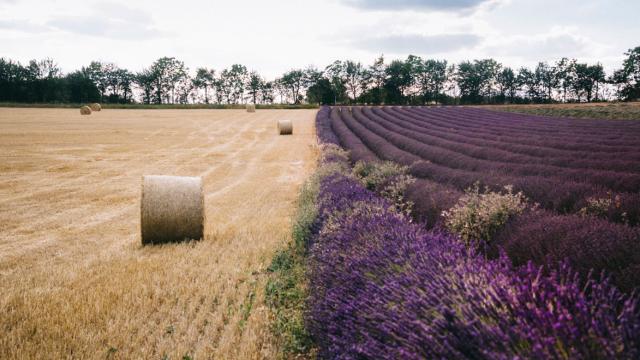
[323,106,640,291]
[304,106,640,358]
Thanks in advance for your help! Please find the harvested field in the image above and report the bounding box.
[0,108,317,359]
[484,101,640,120]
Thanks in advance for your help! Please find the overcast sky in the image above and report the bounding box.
[0,0,638,78]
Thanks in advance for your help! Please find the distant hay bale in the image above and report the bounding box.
[80,106,92,115]
[278,120,293,135]
[89,103,102,111]
[140,175,205,245]
[246,104,256,113]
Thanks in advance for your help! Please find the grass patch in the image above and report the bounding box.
[486,102,640,120]
[238,282,257,331]
[265,177,319,358]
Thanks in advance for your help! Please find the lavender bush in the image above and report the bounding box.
[442,183,528,246]
[491,209,640,292]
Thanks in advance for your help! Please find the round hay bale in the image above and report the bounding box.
[89,103,102,112]
[141,175,204,245]
[246,104,256,113]
[80,106,92,115]
[277,120,293,135]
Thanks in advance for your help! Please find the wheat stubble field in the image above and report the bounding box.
[0,108,317,359]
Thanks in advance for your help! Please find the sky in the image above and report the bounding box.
[0,0,638,78]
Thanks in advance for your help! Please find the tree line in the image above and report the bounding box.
[1,46,638,105]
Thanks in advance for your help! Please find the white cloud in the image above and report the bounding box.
[341,0,500,12]
[353,33,481,55]
[488,29,591,58]
[46,2,163,40]
[0,19,50,33]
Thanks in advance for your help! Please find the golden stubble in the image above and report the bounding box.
[0,108,318,359]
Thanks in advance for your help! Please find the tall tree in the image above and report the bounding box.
[134,68,156,104]
[518,67,540,101]
[456,59,500,104]
[279,69,306,104]
[115,69,135,103]
[343,60,369,102]
[611,47,640,101]
[572,63,604,102]
[368,55,387,104]
[306,66,335,105]
[260,81,275,104]
[148,57,188,104]
[193,67,215,104]
[218,64,248,104]
[65,71,100,103]
[384,58,414,104]
[415,59,448,104]
[495,67,518,103]
[83,61,108,101]
[246,71,265,105]
[325,61,348,105]
[535,62,558,102]
[555,58,576,102]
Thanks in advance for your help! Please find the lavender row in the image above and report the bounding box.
[386,106,640,162]
[315,106,340,145]
[356,107,640,192]
[371,107,640,172]
[400,108,638,154]
[490,209,640,293]
[407,106,640,141]
[434,106,640,132]
[410,159,640,224]
[337,107,422,165]
[394,107,640,153]
[328,107,378,163]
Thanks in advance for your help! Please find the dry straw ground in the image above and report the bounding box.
[0,108,317,359]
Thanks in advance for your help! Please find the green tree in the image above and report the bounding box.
[305,67,335,105]
[415,59,448,104]
[135,68,156,104]
[64,71,100,103]
[517,67,540,101]
[324,61,348,105]
[572,63,603,102]
[260,81,275,104]
[611,46,640,101]
[495,67,518,103]
[343,60,369,102]
[246,71,265,105]
[279,69,306,104]
[535,62,558,102]
[147,57,188,104]
[456,59,500,104]
[367,55,387,104]
[218,64,248,104]
[555,58,576,102]
[193,67,215,104]
[83,61,108,102]
[384,58,414,104]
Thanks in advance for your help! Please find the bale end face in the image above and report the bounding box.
[80,106,92,115]
[246,104,256,113]
[89,103,102,111]
[278,120,293,135]
[141,175,205,245]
